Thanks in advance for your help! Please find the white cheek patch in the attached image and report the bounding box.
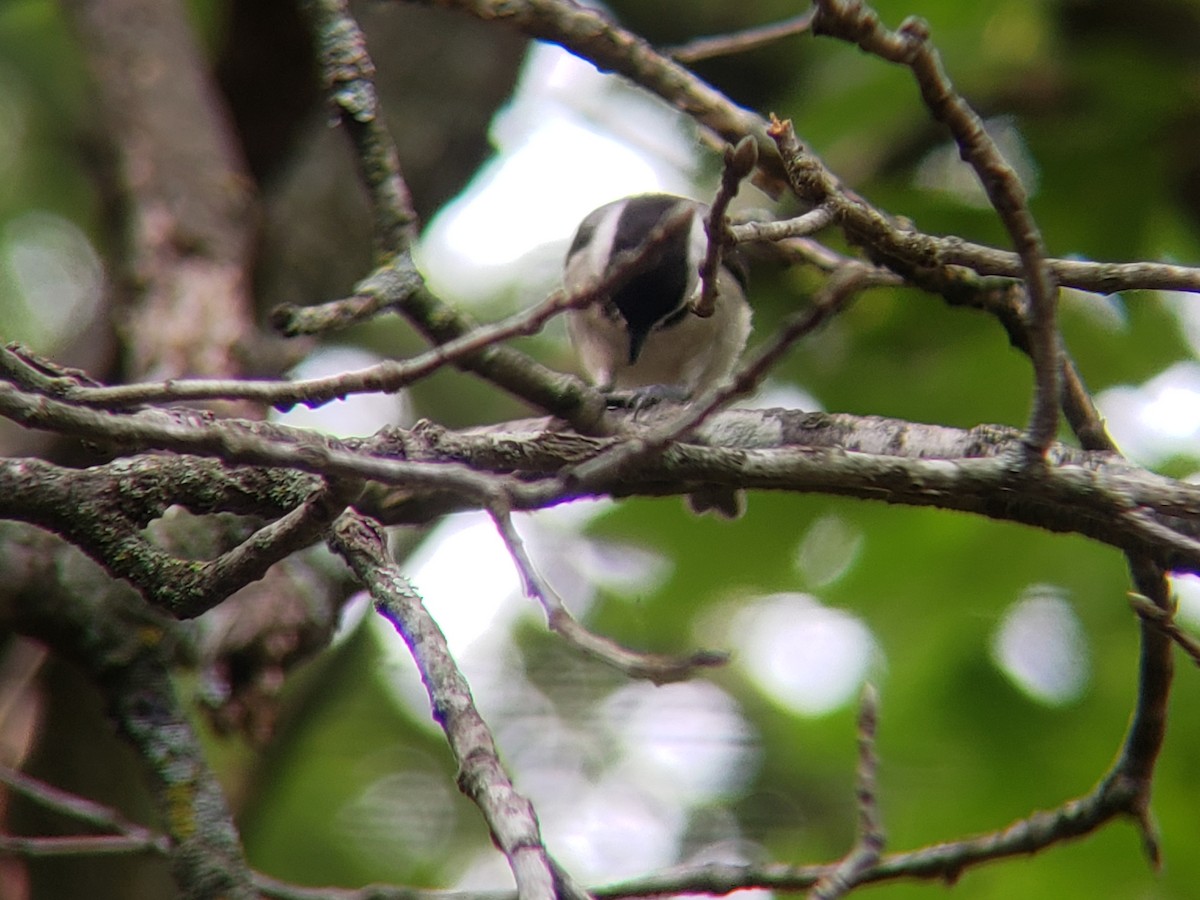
[683,208,709,305]
[563,195,752,396]
[563,200,623,293]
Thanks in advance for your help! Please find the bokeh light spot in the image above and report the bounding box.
[731,593,878,716]
[992,585,1089,705]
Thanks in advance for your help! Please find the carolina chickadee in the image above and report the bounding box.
[563,193,752,398]
[563,193,752,517]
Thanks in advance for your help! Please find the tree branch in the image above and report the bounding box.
[809,0,1060,456]
[4,377,1200,598]
[299,0,420,258]
[1,533,255,898]
[0,765,169,857]
[666,10,815,64]
[0,455,355,618]
[327,512,565,900]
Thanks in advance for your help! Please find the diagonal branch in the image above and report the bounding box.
[300,0,420,258]
[696,136,758,318]
[809,0,1060,457]
[327,511,565,900]
[0,765,169,856]
[3,558,257,898]
[33,203,707,413]
[666,10,816,63]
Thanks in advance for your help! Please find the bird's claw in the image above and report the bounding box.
[603,384,690,416]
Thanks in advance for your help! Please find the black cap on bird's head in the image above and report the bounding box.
[609,199,696,364]
[563,192,750,384]
[564,195,696,364]
[600,196,749,364]
[606,195,695,364]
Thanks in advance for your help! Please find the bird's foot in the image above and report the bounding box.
[603,384,690,416]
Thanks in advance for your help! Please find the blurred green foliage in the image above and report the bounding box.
[4,0,1200,898]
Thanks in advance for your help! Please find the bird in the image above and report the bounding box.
[562,193,752,516]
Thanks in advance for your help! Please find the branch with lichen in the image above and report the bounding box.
[3,380,1200,598]
[0,526,256,898]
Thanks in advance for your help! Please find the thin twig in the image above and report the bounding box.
[933,240,1200,293]
[666,11,816,63]
[729,214,1200,295]
[591,759,1141,896]
[0,765,168,854]
[0,378,509,504]
[412,0,786,189]
[809,685,885,899]
[254,871,513,900]
[489,508,727,683]
[729,205,836,243]
[1130,591,1200,668]
[696,136,758,317]
[0,834,169,858]
[1120,572,1188,891]
[270,289,400,338]
[38,208,702,413]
